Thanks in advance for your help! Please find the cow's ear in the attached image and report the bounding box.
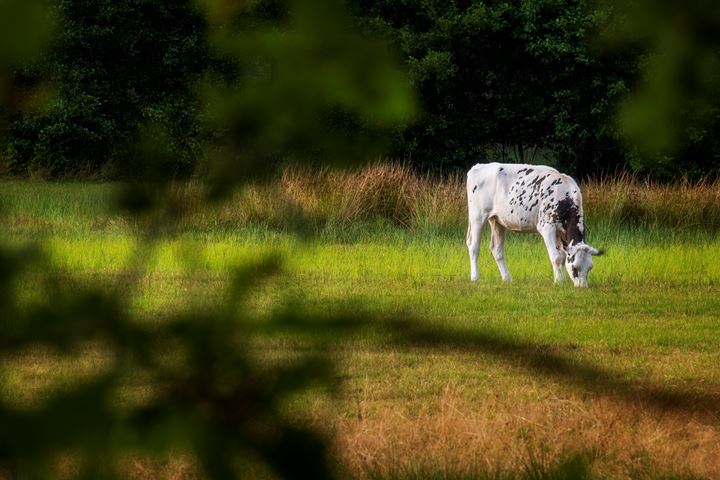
[590,247,604,256]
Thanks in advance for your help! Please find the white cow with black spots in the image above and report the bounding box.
[466,162,603,287]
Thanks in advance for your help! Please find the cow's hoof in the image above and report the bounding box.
[470,275,479,282]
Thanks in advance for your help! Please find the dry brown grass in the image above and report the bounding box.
[4,325,719,479]
[180,163,720,233]
[7,163,716,235]
[296,345,720,479]
[181,163,466,232]
[118,455,202,480]
[584,172,720,231]
[330,380,720,479]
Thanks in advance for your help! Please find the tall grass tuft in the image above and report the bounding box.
[190,163,466,233]
[4,164,720,237]
[192,163,720,234]
[283,164,420,226]
[584,172,720,232]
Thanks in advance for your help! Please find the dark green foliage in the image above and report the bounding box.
[349,0,634,175]
[3,0,720,179]
[5,0,211,177]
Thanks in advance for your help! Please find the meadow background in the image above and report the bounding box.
[2,167,719,478]
[2,0,720,478]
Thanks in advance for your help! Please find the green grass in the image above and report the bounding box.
[1,180,720,479]
[23,227,720,351]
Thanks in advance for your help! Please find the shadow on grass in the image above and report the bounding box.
[371,316,720,422]
[364,449,703,480]
[263,305,720,423]
[366,451,595,480]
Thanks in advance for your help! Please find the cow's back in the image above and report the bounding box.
[467,163,561,232]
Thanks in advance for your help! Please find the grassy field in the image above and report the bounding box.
[1,174,720,479]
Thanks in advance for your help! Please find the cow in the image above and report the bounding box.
[466,162,603,287]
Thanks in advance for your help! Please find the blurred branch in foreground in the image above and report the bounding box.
[600,0,720,177]
[197,0,415,196]
[0,0,414,478]
[0,0,55,138]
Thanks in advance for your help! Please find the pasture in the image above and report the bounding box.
[1,172,719,479]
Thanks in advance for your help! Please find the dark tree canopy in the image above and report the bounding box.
[2,0,720,179]
[5,0,211,177]
[349,0,635,176]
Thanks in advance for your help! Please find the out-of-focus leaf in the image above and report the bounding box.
[601,0,720,177]
[0,0,55,66]
[198,0,416,194]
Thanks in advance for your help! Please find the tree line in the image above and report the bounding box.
[2,0,720,180]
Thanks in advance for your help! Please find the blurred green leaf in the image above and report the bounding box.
[0,0,55,66]
[601,0,720,177]
[198,0,416,194]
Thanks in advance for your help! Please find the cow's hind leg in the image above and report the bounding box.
[539,227,566,283]
[489,218,511,281]
[467,213,488,281]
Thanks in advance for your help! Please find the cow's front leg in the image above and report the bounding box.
[539,228,566,283]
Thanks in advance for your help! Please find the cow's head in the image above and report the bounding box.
[564,243,604,287]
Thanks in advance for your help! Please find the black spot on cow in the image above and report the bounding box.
[510,209,514,214]
[529,199,539,209]
[499,167,504,171]
[525,175,548,202]
[572,266,579,278]
[472,185,477,193]
[555,198,585,246]
[525,168,534,175]
[518,168,527,173]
